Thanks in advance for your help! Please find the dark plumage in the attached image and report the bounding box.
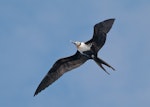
[34,19,115,96]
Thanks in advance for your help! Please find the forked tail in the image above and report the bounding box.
[93,56,115,75]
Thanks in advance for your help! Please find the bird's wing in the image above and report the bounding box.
[34,51,88,96]
[86,19,115,53]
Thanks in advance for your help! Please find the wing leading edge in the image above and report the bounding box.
[86,19,115,53]
[34,51,88,96]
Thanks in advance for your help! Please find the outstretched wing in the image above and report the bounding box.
[86,19,115,53]
[34,51,88,96]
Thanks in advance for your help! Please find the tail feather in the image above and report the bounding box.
[93,56,115,74]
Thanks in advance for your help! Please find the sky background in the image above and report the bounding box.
[0,0,150,107]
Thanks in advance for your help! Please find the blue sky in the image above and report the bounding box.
[0,0,150,107]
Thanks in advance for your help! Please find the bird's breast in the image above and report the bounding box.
[78,42,91,53]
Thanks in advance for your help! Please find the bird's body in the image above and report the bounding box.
[34,19,115,96]
[73,41,92,54]
[78,42,91,53]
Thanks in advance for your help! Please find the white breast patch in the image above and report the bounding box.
[78,42,91,53]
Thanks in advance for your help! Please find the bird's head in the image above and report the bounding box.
[70,41,81,48]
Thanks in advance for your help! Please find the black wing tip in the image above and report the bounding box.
[104,18,115,23]
[34,93,37,97]
[94,18,115,34]
[105,18,115,25]
[103,18,115,27]
[106,18,115,21]
[104,18,115,33]
[34,88,41,96]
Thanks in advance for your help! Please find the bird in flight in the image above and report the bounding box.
[34,18,115,96]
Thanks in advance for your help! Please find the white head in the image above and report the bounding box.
[71,41,81,48]
[70,40,91,53]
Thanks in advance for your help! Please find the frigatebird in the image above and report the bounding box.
[34,19,115,96]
